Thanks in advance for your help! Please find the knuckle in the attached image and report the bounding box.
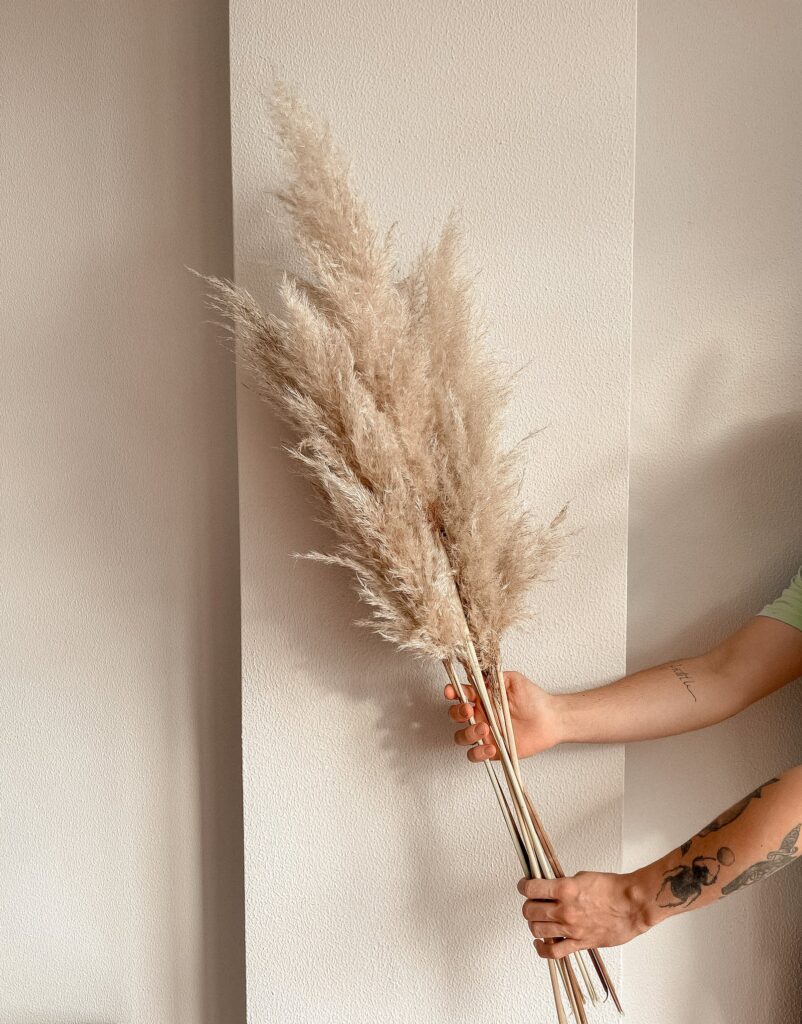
[560,879,577,900]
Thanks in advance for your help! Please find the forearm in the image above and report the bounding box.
[555,655,724,745]
[630,765,802,927]
[520,766,802,958]
[554,617,802,746]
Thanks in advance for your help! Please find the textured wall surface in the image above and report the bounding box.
[624,2,802,1021]
[231,2,635,1021]
[1,4,245,1022]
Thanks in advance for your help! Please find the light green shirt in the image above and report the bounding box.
[760,568,802,634]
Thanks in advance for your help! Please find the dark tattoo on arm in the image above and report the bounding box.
[657,847,735,907]
[670,663,697,702]
[679,778,780,855]
[721,825,801,896]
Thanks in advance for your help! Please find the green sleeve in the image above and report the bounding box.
[759,568,802,634]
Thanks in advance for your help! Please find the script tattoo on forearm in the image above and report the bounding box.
[656,847,735,908]
[670,663,697,702]
[680,778,780,855]
[721,825,801,896]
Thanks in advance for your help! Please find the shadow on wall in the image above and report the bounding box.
[629,410,802,661]
[626,411,802,1024]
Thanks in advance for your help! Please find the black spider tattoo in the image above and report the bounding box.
[657,847,735,908]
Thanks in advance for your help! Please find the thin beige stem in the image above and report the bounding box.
[491,663,583,1018]
[464,653,539,875]
[522,795,616,1011]
[589,948,623,1014]
[558,958,586,1024]
[547,960,570,1024]
[494,665,521,781]
[442,660,528,874]
[492,664,551,876]
[463,642,550,878]
[437,546,591,1020]
[460,647,581,1022]
[494,665,595,1011]
[461,643,620,1014]
[563,957,591,1021]
[447,659,568,1023]
[576,953,600,1007]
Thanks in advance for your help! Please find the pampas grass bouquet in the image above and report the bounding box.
[206,83,622,1023]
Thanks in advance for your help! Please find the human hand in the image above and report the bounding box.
[518,870,656,958]
[443,670,563,763]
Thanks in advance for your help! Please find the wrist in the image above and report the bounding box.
[540,691,569,750]
[623,863,671,932]
[551,690,586,745]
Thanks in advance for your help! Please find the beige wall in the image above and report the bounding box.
[6,3,800,1022]
[1,4,244,1023]
[625,2,802,1021]
[231,2,635,1021]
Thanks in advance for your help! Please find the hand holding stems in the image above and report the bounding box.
[519,871,652,959]
[443,670,562,762]
[517,765,802,958]
[445,616,802,764]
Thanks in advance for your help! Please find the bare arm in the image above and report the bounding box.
[558,616,802,744]
[444,617,802,758]
[519,765,802,957]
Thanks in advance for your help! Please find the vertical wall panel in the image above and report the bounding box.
[231,3,635,1020]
